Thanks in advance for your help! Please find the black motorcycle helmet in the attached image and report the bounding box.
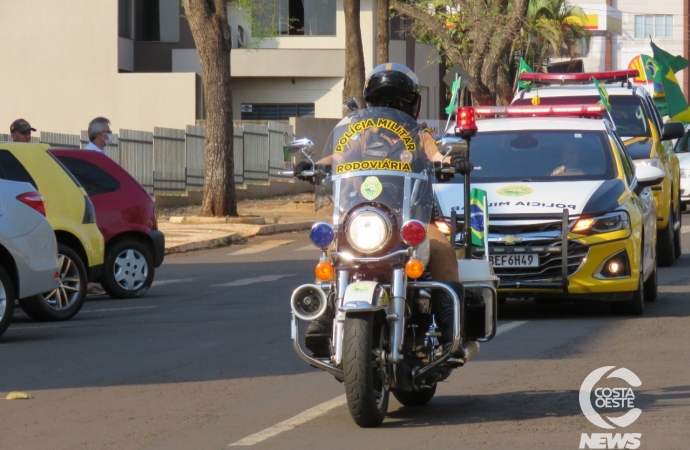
[363,63,422,119]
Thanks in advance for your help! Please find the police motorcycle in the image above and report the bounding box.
[287,106,498,427]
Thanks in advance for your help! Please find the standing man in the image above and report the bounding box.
[85,116,112,155]
[9,119,36,142]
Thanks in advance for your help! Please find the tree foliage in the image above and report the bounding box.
[518,0,590,71]
[392,0,588,106]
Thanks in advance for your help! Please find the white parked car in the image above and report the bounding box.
[673,124,690,211]
[0,179,59,338]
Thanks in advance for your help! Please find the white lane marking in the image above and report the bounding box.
[229,240,294,256]
[682,225,690,234]
[228,395,347,446]
[212,274,296,287]
[297,245,317,251]
[228,320,528,446]
[152,277,197,287]
[495,320,528,336]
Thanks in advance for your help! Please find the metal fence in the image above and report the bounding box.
[0,121,294,196]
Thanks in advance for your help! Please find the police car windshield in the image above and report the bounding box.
[513,95,651,138]
[457,130,616,183]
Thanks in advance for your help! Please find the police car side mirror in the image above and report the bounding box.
[634,165,666,193]
[662,122,685,141]
[438,137,468,159]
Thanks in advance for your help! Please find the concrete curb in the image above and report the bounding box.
[163,221,314,255]
[169,216,266,225]
[165,233,243,255]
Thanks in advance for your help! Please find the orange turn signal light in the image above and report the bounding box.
[315,261,334,281]
[405,259,424,279]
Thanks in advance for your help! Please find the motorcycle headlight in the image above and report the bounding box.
[571,211,631,236]
[633,158,661,170]
[346,208,391,253]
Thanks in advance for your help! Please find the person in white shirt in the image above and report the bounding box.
[84,116,112,156]
[84,116,112,296]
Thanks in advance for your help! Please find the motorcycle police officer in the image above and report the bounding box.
[295,63,473,357]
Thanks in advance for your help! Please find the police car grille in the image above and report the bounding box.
[473,239,589,283]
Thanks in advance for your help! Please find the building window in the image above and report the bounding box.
[255,0,336,36]
[241,104,315,120]
[134,0,180,42]
[634,15,673,38]
[119,0,133,39]
[389,14,411,41]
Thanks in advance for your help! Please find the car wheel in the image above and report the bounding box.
[674,199,682,259]
[18,244,87,321]
[657,207,675,267]
[612,271,644,316]
[643,263,658,302]
[100,240,154,299]
[0,266,15,338]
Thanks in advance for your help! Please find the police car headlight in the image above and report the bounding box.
[633,158,661,170]
[572,211,631,236]
[347,208,391,253]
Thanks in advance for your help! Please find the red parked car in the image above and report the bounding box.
[49,149,164,299]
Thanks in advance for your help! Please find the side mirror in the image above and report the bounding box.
[438,137,468,159]
[662,121,685,141]
[287,138,315,158]
[635,165,666,190]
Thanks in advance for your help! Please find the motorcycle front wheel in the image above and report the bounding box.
[343,312,389,427]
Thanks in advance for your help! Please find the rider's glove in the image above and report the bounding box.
[294,161,315,184]
[451,155,474,175]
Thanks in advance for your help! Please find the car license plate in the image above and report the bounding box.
[489,254,539,268]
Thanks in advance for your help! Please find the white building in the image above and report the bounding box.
[553,0,689,98]
[0,0,441,136]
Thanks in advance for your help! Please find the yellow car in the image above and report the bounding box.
[513,71,685,267]
[0,143,104,320]
[437,104,666,315]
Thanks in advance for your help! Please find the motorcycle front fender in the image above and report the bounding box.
[338,281,389,313]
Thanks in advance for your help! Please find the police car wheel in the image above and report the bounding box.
[674,200,682,259]
[657,209,675,268]
[612,271,644,316]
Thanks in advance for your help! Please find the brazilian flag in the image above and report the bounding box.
[592,77,611,112]
[517,58,533,89]
[445,77,462,115]
[651,42,690,122]
[470,188,488,246]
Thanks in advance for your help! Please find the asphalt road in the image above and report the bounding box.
[1,228,690,449]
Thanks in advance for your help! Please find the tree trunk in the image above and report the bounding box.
[183,0,237,217]
[344,0,366,110]
[376,0,390,65]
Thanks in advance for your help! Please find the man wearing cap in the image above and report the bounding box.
[10,119,36,143]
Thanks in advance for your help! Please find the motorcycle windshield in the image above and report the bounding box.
[314,107,434,253]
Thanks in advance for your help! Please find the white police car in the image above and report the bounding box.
[436,104,666,315]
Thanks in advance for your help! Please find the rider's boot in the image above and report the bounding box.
[304,318,331,358]
[432,281,463,356]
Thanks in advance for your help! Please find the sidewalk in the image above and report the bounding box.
[160,199,315,255]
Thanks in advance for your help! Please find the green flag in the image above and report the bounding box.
[469,188,488,247]
[651,42,690,119]
[592,77,611,112]
[640,54,669,115]
[517,58,533,89]
[445,77,461,115]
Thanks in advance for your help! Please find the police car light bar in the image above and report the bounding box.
[518,70,639,85]
[475,104,606,118]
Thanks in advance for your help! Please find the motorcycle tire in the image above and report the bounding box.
[343,312,389,428]
[392,384,437,407]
